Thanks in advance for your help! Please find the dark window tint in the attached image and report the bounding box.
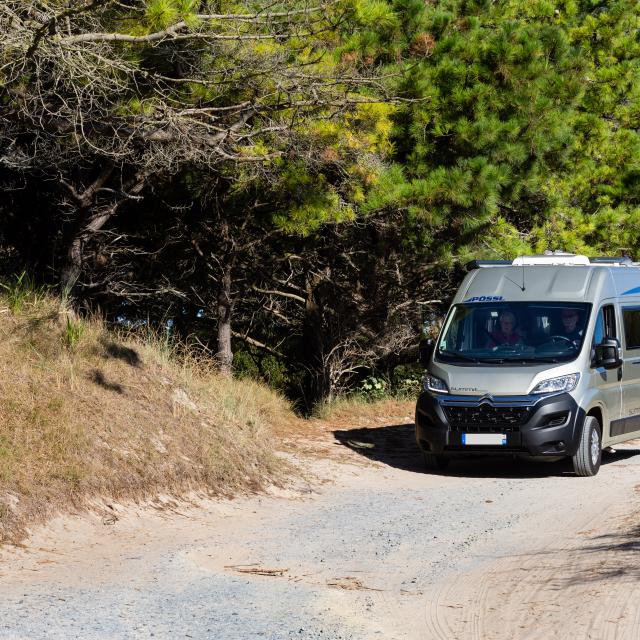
[623,307,640,349]
[594,305,617,345]
[604,305,617,340]
[436,301,591,364]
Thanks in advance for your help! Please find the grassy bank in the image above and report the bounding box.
[0,294,296,543]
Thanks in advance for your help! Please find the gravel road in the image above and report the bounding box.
[2,421,640,639]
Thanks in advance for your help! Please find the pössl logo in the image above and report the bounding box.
[465,296,504,303]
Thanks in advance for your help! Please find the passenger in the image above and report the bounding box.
[488,310,521,348]
[560,308,584,344]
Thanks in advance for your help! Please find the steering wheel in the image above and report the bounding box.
[539,335,576,349]
[492,342,517,351]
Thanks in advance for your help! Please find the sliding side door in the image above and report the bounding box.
[619,304,640,439]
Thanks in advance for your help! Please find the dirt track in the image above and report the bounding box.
[2,418,640,639]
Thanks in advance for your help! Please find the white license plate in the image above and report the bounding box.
[462,433,507,446]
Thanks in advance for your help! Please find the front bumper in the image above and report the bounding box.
[415,391,584,457]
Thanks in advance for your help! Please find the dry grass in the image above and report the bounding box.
[313,396,415,426]
[0,295,297,543]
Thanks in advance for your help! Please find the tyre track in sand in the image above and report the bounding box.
[423,473,640,640]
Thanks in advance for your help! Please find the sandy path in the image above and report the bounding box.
[1,421,640,639]
[424,484,640,640]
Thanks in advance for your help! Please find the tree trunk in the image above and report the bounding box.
[217,266,233,376]
[302,271,329,411]
[58,163,145,301]
[60,225,86,298]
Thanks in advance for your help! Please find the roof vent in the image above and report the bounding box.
[512,253,590,266]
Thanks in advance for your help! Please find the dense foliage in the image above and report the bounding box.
[1,0,640,408]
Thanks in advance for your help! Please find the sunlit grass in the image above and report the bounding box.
[0,294,292,543]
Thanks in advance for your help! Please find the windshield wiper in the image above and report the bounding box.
[471,356,562,364]
[501,356,560,363]
[438,350,480,363]
[438,351,562,364]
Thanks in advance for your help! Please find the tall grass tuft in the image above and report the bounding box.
[63,315,85,348]
[0,272,48,314]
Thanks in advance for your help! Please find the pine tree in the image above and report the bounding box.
[373,0,584,264]
[530,1,640,256]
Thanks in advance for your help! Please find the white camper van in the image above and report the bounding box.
[416,253,640,476]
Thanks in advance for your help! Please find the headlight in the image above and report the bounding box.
[424,374,449,394]
[531,373,580,395]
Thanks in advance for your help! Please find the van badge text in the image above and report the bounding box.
[465,296,504,302]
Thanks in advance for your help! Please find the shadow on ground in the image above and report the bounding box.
[89,369,125,394]
[494,517,640,589]
[100,338,141,367]
[560,521,640,585]
[333,423,640,478]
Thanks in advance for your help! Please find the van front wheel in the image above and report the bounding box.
[572,416,602,477]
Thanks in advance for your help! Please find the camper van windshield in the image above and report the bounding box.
[437,301,591,364]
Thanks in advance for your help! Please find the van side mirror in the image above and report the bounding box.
[419,338,435,368]
[593,338,622,370]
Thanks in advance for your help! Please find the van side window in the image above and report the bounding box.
[594,305,617,345]
[604,305,617,340]
[623,307,640,349]
[593,311,605,345]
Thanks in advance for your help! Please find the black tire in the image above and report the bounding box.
[423,453,451,472]
[572,416,602,477]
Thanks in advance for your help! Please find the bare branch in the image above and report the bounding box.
[231,331,286,359]
[252,286,306,304]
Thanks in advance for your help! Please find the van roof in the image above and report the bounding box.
[455,262,640,304]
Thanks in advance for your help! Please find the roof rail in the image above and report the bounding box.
[465,260,511,270]
[467,254,638,270]
[589,256,634,265]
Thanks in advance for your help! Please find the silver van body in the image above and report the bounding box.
[415,254,640,475]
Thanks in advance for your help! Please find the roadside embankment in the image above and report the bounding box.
[0,293,295,543]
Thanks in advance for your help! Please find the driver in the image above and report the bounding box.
[487,310,521,348]
[560,308,584,344]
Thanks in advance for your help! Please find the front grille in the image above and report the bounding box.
[444,404,531,432]
[450,424,521,434]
